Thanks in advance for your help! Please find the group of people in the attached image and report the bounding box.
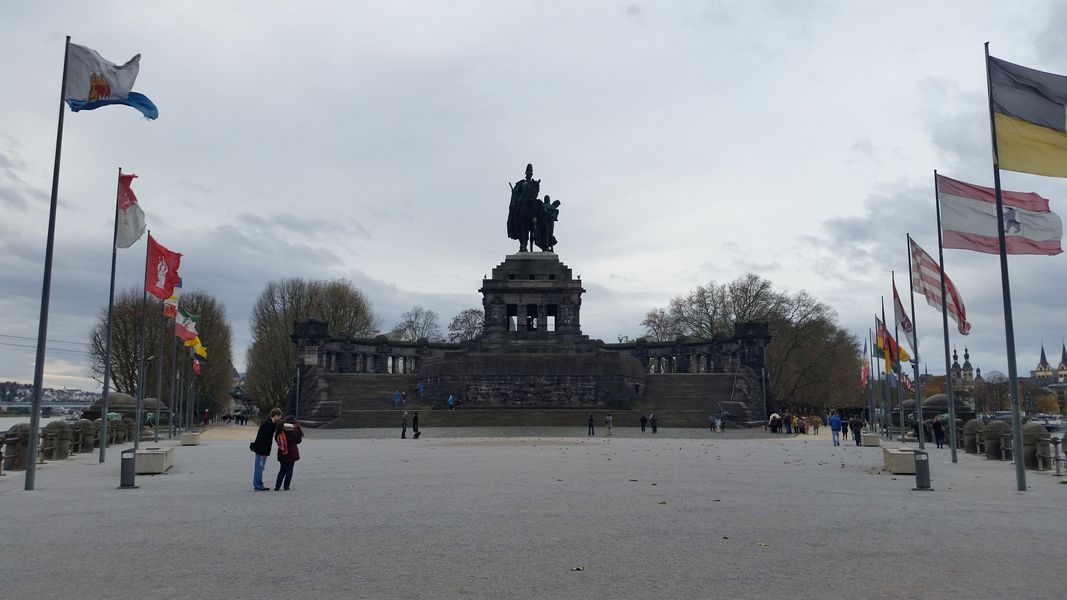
[767,413,821,435]
[828,411,867,447]
[586,413,614,436]
[222,412,250,426]
[250,407,303,491]
[639,413,658,433]
[400,411,421,439]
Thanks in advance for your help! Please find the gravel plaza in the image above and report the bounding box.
[1,424,1063,600]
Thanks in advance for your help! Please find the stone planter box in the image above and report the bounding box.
[180,432,200,446]
[862,433,880,447]
[883,447,916,474]
[135,447,174,474]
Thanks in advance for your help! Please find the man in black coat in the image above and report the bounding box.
[252,408,282,491]
[848,415,865,446]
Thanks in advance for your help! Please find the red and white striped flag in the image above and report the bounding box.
[909,237,971,335]
[892,274,916,357]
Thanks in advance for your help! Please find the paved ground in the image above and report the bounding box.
[1,424,1064,600]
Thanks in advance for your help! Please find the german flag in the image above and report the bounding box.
[990,56,1067,177]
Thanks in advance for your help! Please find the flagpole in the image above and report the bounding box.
[933,172,960,462]
[97,167,123,463]
[881,297,900,441]
[985,42,1026,491]
[902,250,925,450]
[25,36,72,490]
[134,230,151,450]
[876,315,888,438]
[154,308,165,442]
[191,348,199,431]
[169,335,179,438]
[866,328,874,432]
[884,295,904,442]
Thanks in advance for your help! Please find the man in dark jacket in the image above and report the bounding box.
[849,415,865,446]
[252,408,282,491]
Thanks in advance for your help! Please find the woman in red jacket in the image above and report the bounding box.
[274,416,303,491]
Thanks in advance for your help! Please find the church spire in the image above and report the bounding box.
[1039,344,1050,368]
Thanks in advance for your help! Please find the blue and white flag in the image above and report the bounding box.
[64,43,158,119]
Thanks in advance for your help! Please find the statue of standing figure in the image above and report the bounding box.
[507,164,561,253]
[508,164,541,252]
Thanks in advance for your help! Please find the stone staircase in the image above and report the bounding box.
[630,373,757,428]
[313,370,764,429]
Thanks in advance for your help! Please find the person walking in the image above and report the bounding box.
[849,415,865,446]
[715,414,723,432]
[649,413,658,433]
[447,395,455,410]
[932,416,945,449]
[640,414,648,432]
[401,411,408,439]
[251,408,282,491]
[828,411,842,447]
[587,413,595,436]
[605,414,613,436]
[412,411,421,439]
[274,416,303,491]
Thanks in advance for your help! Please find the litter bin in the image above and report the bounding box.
[119,447,138,489]
[913,450,932,491]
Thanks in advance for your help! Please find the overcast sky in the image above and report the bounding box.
[2,2,1066,392]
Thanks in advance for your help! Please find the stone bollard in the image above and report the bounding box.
[42,431,57,461]
[1035,434,1052,471]
[963,419,981,454]
[1021,423,1047,470]
[56,423,73,460]
[95,419,111,446]
[111,419,127,444]
[45,421,73,460]
[76,419,96,453]
[1053,438,1063,477]
[6,424,31,470]
[3,435,17,471]
[984,421,1008,460]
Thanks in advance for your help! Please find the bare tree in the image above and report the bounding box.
[390,305,443,342]
[245,278,378,411]
[89,287,234,413]
[447,308,484,342]
[641,273,861,411]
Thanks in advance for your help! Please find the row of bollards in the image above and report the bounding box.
[907,431,1064,492]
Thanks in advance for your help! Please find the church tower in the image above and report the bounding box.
[1057,343,1067,383]
[962,347,974,385]
[951,347,962,388]
[1033,344,1054,380]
